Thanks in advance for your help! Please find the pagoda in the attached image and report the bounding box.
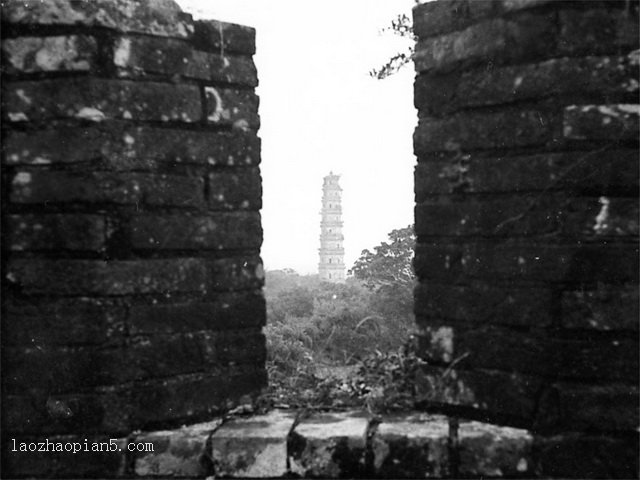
[318,172,345,282]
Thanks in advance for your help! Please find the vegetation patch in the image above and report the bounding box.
[257,226,432,413]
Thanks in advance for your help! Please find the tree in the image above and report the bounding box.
[349,225,416,339]
[349,225,415,290]
[265,270,319,323]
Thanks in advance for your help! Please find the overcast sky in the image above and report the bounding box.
[177,0,417,274]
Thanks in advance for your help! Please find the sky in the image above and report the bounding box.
[177,0,418,274]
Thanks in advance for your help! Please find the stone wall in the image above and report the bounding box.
[1,0,264,476]
[412,0,639,477]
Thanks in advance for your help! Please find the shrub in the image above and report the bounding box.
[262,269,417,406]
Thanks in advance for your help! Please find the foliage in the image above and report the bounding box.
[265,270,320,323]
[265,275,386,366]
[264,266,415,370]
[369,12,415,80]
[265,316,319,370]
[349,225,415,291]
[267,286,315,323]
[262,240,420,408]
[261,342,433,413]
[348,225,416,328]
[349,345,430,412]
[384,13,414,38]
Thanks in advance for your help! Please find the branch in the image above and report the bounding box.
[369,46,415,80]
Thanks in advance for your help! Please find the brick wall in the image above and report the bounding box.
[1,0,264,476]
[412,0,639,477]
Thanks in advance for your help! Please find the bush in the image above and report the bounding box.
[263,269,415,397]
[261,340,432,413]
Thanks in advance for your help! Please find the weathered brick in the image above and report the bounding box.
[412,0,497,40]
[17,331,262,390]
[3,297,125,346]
[130,213,262,250]
[4,79,201,123]
[561,285,639,330]
[114,35,258,87]
[142,175,205,207]
[3,125,261,168]
[128,291,265,334]
[3,127,105,166]
[412,0,553,40]
[457,421,533,477]
[2,0,194,38]
[415,282,553,327]
[418,325,637,383]
[417,324,551,377]
[101,127,261,168]
[535,382,639,433]
[204,86,260,128]
[563,104,639,141]
[413,72,459,118]
[209,168,262,210]
[193,20,256,55]
[2,435,128,478]
[210,410,296,478]
[415,18,507,73]
[415,196,547,237]
[558,8,639,56]
[533,433,639,479]
[414,109,557,155]
[289,411,369,478]
[568,197,639,237]
[125,330,266,382]
[501,0,553,12]
[415,54,639,116]
[414,366,541,424]
[4,368,266,436]
[6,214,108,252]
[154,329,265,380]
[2,35,97,73]
[4,345,129,393]
[6,258,207,295]
[414,241,639,284]
[554,337,638,382]
[421,329,637,381]
[372,413,449,478]
[415,196,639,237]
[9,170,204,207]
[414,13,556,74]
[190,50,257,87]
[2,389,130,435]
[128,366,267,428]
[132,420,222,478]
[415,149,639,197]
[208,255,265,291]
[113,35,190,76]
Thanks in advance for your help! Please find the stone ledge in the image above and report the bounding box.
[131,420,222,478]
[210,410,297,478]
[457,420,533,477]
[289,411,370,478]
[120,409,533,478]
[372,413,450,478]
